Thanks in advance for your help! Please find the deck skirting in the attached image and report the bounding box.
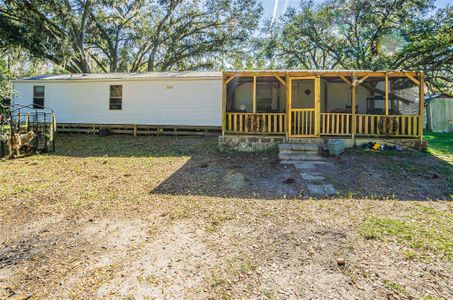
[57,123,221,136]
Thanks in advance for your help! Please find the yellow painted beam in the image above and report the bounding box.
[273,74,287,86]
[225,75,237,85]
[405,74,420,86]
[355,74,371,86]
[288,76,317,80]
[339,75,352,86]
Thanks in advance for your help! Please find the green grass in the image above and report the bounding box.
[392,152,451,180]
[402,249,417,260]
[239,259,257,274]
[350,144,452,194]
[206,213,235,232]
[422,296,446,300]
[424,131,453,165]
[383,280,408,296]
[210,273,226,287]
[424,131,453,155]
[360,205,453,261]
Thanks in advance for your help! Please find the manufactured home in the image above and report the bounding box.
[13,70,425,148]
[13,72,222,135]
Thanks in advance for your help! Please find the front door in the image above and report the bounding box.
[288,77,320,137]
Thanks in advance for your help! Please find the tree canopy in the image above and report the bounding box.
[260,0,452,93]
[0,0,262,73]
[0,57,12,104]
[0,0,451,95]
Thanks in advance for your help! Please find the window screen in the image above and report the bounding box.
[110,85,122,110]
[33,86,45,109]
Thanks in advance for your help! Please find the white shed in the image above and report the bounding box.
[13,72,223,128]
[424,94,453,132]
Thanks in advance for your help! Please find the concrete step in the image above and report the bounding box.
[291,143,319,152]
[300,173,326,182]
[279,143,319,152]
[281,160,307,164]
[278,149,295,154]
[278,143,292,152]
[287,138,324,145]
[293,161,332,170]
[306,183,337,195]
[278,153,325,161]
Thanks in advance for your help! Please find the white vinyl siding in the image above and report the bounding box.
[13,78,222,126]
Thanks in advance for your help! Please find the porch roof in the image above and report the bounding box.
[15,71,222,82]
[223,70,420,77]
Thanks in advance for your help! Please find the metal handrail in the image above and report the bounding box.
[10,103,54,114]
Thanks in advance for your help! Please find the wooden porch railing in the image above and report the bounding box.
[224,112,420,137]
[291,109,315,136]
[320,113,351,135]
[356,114,420,137]
[225,112,286,134]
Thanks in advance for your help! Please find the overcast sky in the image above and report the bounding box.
[262,0,451,27]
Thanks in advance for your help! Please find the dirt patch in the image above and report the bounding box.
[97,221,213,299]
[0,135,452,299]
[151,146,307,199]
[315,149,452,200]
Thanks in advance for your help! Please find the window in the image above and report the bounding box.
[109,85,122,110]
[33,86,45,109]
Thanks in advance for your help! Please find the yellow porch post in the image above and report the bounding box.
[287,76,292,138]
[314,76,321,136]
[351,78,357,142]
[252,76,257,113]
[419,71,425,141]
[285,74,290,139]
[221,75,226,136]
[385,74,389,115]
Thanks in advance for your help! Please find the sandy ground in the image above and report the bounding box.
[0,135,451,299]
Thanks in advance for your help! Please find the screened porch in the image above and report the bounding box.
[222,71,424,140]
[224,75,287,135]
